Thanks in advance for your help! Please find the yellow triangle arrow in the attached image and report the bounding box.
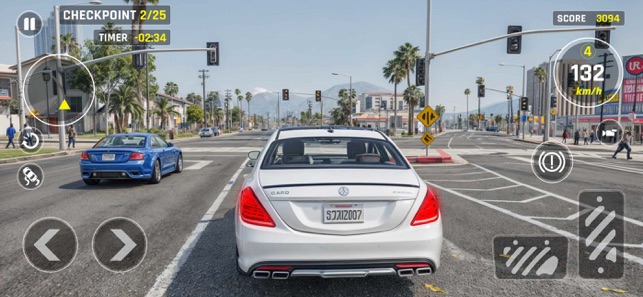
[59,99,71,111]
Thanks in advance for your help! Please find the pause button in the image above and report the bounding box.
[17,11,43,37]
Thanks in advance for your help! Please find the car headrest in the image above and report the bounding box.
[113,137,124,145]
[347,141,367,159]
[282,139,304,155]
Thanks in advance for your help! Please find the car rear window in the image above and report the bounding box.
[261,137,408,169]
[94,135,146,148]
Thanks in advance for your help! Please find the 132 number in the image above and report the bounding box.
[571,64,604,82]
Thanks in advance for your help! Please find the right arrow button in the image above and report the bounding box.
[93,217,147,273]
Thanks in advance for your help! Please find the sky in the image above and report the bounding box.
[1,0,642,113]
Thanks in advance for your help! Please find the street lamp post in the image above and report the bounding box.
[545,48,562,141]
[499,63,526,139]
[273,91,280,128]
[332,73,353,126]
[42,66,51,138]
[54,0,102,150]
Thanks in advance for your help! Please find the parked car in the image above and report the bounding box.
[199,128,214,137]
[236,126,442,279]
[79,133,182,185]
[239,128,244,133]
[212,127,220,136]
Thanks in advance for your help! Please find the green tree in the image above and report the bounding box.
[152,97,180,130]
[185,92,202,104]
[494,114,504,128]
[534,66,547,118]
[51,32,80,57]
[109,84,144,133]
[164,81,179,96]
[235,89,243,127]
[213,107,223,127]
[207,91,220,106]
[187,105,204,125]
[231,106,244,126]
[403,85,423,135]
[330,89,355,126]
[469,113,478,129]
[393,42,421,134]
[435,104,446,130]
[245,91,252,128]
[383,59,405,132]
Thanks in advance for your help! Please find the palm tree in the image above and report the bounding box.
[494,114,503,128]
[109,85,144,133]
[383,59,405,134]
[185,92,201,104]
[152,97,180,130]
[164,82,178,96]
[245,91,252,129]
[464,88,471,129]
[435,104,446,131]
[403,85,423,135]
[51,32,80,57]
[534,66,547,121]
[235,89,242,128]
[122,0,160,40]
[213,107,223,127]
[393,43,421,135]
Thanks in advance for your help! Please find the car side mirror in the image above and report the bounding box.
[167,142,174,147]
[248,151,260,160]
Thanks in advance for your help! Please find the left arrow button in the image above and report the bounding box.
[23,217,78,272]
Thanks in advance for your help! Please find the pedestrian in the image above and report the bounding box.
[22,123,33,147]
[590,128,595,144]
[574,129,580,145]
[562,129,568,143]
[5,123,16,148]
[583,128,589,145]
[612,131,633,160]
[67,125,76,148]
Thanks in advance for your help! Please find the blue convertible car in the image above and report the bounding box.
[80,133,183,185]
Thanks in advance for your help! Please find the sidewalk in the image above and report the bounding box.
[513,134,643,153]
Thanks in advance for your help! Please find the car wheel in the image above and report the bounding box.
[174,154,183,173]
[83,178,100,185]
[148,160,162,184]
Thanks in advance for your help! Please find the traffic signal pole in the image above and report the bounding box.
[424,0,431,156]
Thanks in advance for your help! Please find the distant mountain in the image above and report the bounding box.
[247,81,391,119]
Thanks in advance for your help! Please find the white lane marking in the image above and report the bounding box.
[429,177,501,182]
[482,194,549,203]
[575,159,643,175]
[472,163,643,228]
[528,208,592,221]
[509,156,532,163]
[146,159,249,297]
[448,184,520,191]
[182,154,248,157]
[448,137,453,149]
[422,171,486,176]
[183,160,213,170]
[427,181,643,265]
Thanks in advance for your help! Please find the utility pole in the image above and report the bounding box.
[307,100,313,125]
[597,52,614,123]
[424,0,431,156]
[198,69,209,128]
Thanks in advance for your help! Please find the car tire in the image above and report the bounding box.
[83,178,100,185]
[174,154,183,173]
[148,160,162,184]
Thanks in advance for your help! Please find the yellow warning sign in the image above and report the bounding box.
[59,99,71,110]
[418,106,439,127]
[421,132,435,146]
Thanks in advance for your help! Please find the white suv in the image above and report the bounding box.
[236,126,443,279]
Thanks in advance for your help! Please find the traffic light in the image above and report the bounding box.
[520,97,529,111]
[478,84,485,97]
[550,95,557,108]
[415,58,425,86]
[132,43,146,70]
[567,72,575,88]
[282,89,289,100]
[507,26,522,54]
[478,114,484,120]
[206,42,219,66]
[595,21,611,49]
[315,90,321,102]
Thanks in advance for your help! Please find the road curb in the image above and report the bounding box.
[0,150,80,164]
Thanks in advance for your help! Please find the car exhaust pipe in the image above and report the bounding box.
[271,271,290,279]
[415,267,433,275]
[397,268,414,277]
[252,270,271,279]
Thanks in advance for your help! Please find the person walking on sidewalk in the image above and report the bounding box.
[574,129,580,145]
[612,131,633,160]
[562,129,568,143]
[583,128,589,145]
[67,125,76,148]
[5,124,16,148]
[22,123,33,147]
[590,128,596,144]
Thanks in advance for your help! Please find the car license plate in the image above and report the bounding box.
[323,204,364,223]
[102,154,115,161]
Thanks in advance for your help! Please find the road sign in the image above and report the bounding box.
[625,56,643,76]
[421,132,435,146]
[418,106,439,127]
[551,108,557,115]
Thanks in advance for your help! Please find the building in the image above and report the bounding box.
[34,11,82,56]
[357,92,407,113]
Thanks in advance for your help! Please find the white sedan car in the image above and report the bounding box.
[236,126,443,279]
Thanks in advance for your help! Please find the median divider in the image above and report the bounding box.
[405,149,453,164]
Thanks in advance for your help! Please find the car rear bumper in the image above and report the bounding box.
[236,218,442,275]
[80,161,152,179]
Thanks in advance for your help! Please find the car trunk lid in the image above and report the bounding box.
[86,149,137,163]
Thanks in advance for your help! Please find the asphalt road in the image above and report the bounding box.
[1,130,641,296]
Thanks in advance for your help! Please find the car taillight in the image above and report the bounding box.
[239,187,275,227]
[411,186,440,226]
[129,152,145,160]
[80,152,89,160]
